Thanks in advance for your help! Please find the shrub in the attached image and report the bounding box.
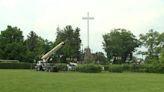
[140,64,153,73]
[55,63,67,71]
[122,64,130,71]
[109,65,123,73]
[129,64,147,72]
[103,65,110,71]
[159,49,164,64]
[0,60,19,63]
[105,64,164,73]
[153,64,164,73]
[77,64,102,73]
[129,64,164,73]
[130,64,141,72]
[0,63,32,69]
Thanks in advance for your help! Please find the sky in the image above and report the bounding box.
[0,0,164,54]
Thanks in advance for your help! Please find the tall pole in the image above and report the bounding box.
[82,12,94,48]
[87,12,89,49]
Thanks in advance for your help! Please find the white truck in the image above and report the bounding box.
[35,41,65,72]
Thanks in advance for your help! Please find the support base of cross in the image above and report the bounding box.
[84,47,93,64]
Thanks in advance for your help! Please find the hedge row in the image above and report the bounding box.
[0,63,32,69]
[55,63,67,71]
[77,64,102,73]
[104,64,164,73]
[0,62,68,70]
[1,62,164,74]
[55,63,103,72]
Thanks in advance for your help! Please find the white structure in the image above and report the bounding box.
[41,42,65,62]
[67,62,78,71]
[82,12,94,48]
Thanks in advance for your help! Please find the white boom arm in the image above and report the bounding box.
[41,41,64,62]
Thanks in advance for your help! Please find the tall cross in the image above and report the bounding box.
[82,12,94,48]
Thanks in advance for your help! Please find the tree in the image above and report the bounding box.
[103,28,140,64]
[94,52,107,64]
[159,48,164,64]
[139,29,161,64]
[24,31,39,62]
[24,31,53,63]
[158,32,164,48]
[0,25,25,61]
[25,31,38,51]
[0,26,23,44]
[54,25,81,63]
[159,32,164,64]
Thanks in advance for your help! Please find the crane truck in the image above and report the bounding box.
[35,41,65,72]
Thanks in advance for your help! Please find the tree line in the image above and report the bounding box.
[0,25,164,64]
[103,28,164,64]
[0,25,82,63]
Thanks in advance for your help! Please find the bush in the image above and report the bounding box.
[130,64,141,72]
[159,49,164,64]
[128,64,164,73]
[103,65,110,71]
[77,64,102,73]
[140,64,153,73]
[0,60,19,63]
[153,64,164,73]
[129,64,150,72]
[109,65,123,73]
[122,64,131,71]
[103,64,164,74]
[0,63,32,69]
[55,63,67,71]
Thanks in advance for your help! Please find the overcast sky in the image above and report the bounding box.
[0,0,164,53]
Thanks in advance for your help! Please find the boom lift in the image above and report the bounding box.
[35,41,65,72]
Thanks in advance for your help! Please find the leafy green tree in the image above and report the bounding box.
[0,48,3,58]
[0,26,23,44]
[158,32,164,48]
[103,28,140,64]
[94,52,107,64]
[25,31,38,51]
[54,25,81,63]
[24,31,53,63]
[158,32,164,64]
[159,48,164,64]
[139,29,161,64]
[0,25,25,61]
[24,31,39,62]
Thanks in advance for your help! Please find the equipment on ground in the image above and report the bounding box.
[35,41,65,72]
[67,62,78,71]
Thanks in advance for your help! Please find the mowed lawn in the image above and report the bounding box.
[0,70,164,92]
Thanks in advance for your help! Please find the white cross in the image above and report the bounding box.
[82,12,94,48]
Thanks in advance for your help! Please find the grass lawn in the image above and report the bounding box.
[0,70,164,92]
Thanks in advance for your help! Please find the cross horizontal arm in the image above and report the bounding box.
[82,17,94,20]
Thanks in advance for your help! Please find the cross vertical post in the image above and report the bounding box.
[82,12,94,48]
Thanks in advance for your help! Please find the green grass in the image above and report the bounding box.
[0,70,164,92]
